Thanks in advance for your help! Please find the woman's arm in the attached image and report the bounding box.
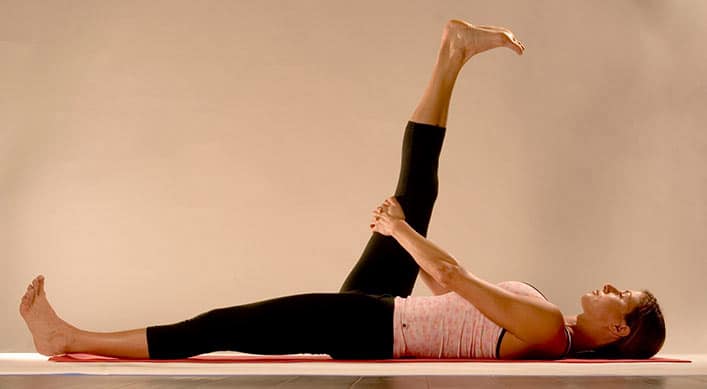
[444,267,565,346]
[369,197,451,295]
[390,219,565,346]
[389,220,459,287]
[419,268,451,295]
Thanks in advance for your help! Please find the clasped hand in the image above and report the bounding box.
[370,196,406,236]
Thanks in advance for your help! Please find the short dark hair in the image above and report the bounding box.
[575,290,666,359]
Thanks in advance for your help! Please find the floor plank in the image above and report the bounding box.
[1,375,707,388]
[353,376,428,388]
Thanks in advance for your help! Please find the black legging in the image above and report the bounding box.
[146,121,446,359]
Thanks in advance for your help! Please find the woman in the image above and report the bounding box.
[20,19,665,360]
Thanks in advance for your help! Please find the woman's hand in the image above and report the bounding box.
[370,196,406,236]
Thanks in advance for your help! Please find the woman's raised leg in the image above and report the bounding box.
[411,20,524,127]
[339,20,524,296]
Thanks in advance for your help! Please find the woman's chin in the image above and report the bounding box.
[580,293,592,311]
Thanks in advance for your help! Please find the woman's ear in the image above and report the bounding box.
[610,321,631,338]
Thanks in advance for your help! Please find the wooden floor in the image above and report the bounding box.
[1,375,706,388]
[2,353,705,387]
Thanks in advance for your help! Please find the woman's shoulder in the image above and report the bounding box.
[496,280,549,301]
[499,315,572,359]
[495,281,571,359]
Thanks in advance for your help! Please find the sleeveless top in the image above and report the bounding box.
[392,280,572,359]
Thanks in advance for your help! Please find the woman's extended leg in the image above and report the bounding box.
[20,276,149,358]
[339,20,524,296]
[20,275,394,359]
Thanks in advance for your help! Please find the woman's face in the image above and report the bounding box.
[580,283,644,327]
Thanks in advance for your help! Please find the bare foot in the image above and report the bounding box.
[19,275,76,356]
[442,19,525,63]
[475,24,526,52]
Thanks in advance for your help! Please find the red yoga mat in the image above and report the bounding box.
[49,353,691,364]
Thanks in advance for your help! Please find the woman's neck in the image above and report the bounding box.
[564,315,603,353]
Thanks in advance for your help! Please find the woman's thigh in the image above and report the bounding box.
[146,292,395,360]
[339,121,446,296]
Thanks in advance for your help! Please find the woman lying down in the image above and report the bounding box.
[20,19,665,361]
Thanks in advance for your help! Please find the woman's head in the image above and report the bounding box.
[577,284,665,358]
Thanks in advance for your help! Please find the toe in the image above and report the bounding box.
[19,298,28,316]
[501,39,516,52]
[502,34,524,55]
[25,286,36,306]
[38,276,46,295]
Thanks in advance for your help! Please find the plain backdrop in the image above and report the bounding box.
[1,0,705,354]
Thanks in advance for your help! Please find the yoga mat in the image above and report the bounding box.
[50,353,691,363]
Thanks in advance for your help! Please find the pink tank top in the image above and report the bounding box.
[392,280,551,359]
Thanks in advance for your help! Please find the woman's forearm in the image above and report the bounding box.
[390,219,460,285]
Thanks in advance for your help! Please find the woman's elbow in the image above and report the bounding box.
[437,261,463,288]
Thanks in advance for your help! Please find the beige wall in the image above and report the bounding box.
[2,0,705,354]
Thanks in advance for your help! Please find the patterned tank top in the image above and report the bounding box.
[392,280,571,359]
